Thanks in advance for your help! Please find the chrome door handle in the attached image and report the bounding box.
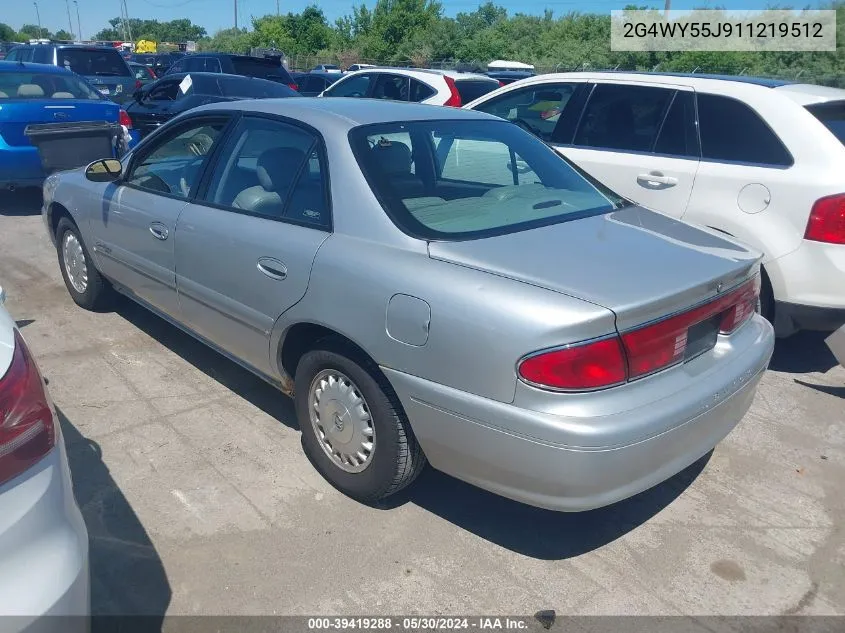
[637,172,678,187]
[257,257,287,281]
[149,223,169,240]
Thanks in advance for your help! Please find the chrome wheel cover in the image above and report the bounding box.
[309,369,375,473]
[62,232,88,294]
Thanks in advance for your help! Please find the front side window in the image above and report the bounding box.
[0,71,102,100]
[653,90,699,158]
[324,73,372,98]
[473,82,579,141]
[125,119,228,198]
[204,117,329,227]
[574,83,673,152]
[350,120,625,240]
[697,93,792,166]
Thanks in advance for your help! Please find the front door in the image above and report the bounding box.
[174,115,331,375]
[555,81,701,219]
[91,115,231,317]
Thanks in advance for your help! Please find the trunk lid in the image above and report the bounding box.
[428,205,761,331]
[0,100,119,146]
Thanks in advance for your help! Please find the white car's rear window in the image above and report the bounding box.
[806,101,845,145]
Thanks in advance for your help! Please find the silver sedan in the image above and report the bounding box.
[42,99,774,511]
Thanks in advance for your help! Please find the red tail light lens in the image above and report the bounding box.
[135,79,143,90]
[443,76,462,107]
[518,337,627,390]
[288,83,299,91]
[119,109,132,128]
[0,330,55,487]
[621,277,760,379]
[498,80,505,87]
[805,194,845,244]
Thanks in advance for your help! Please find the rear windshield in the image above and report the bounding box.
[58,48,131,77]
[230,57,293,83]
[455,79,499,103]
[806,101,845,145]
[349,119,625,240]
[0,71,102,100]
[217,76,300,98]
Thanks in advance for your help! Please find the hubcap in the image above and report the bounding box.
[309,369,375,473]
[62,232,88,294]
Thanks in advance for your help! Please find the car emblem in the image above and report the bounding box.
[115,84,123,93]
[53,111,69,120]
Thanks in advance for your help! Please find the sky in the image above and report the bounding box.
[5,0,826,40]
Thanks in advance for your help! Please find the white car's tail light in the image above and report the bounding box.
[443,76,462,107]
[0,330,55,487]
[806,194,845,244]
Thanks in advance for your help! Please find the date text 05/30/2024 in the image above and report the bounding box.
[308,618,531,630]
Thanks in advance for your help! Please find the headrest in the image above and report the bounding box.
[256,147,307,192]
[0,91,8,98]
[17,84,45,97]
[51,91,74,99]
[371,142,412,176]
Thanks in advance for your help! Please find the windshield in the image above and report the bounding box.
[350,119,626,240]
[806,101,845,145]
[0,71,102,99]
[58,48,131,77]
[230,57,293,83]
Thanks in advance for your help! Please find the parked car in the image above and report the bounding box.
[347,63,376,73]
[0,61,135,190]
[0,285,89,629]
[312,64,342,73]
[4,44,137,103]
[465,71,845,337]
[320,68,500,106]
[42,99,773,511]
[296,71,342,97]
[485,70,535,85]
[124,72,300,138]
[165,53,298,90]
[129,61,156,86]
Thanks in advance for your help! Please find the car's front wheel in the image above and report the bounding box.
[56,217,112,311]
[295,342,426,503]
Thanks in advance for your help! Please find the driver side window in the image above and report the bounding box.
[125,118,228,199]
[474,83,579,141]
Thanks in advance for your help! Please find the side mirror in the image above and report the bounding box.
[85,158,123,183]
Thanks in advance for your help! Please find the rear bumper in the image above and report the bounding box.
[0,144,45,189]
[776,301,845,333]
[0,422,89,630]
[385,315,774,512]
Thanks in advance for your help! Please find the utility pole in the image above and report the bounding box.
[276,0,280,15]
[74,0,83,41]
[33,1,43,39]
[65,0,75,39]
[664,0,670,19]
[234,0,238,29]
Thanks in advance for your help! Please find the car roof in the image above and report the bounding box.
[194,97,498,130]
[0,60,71,74]
[336,66,495,83]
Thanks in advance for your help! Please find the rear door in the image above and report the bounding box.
[91,115,231,317]
[556,80,700,219]
[174,115,331,374]
[371,73,410,101]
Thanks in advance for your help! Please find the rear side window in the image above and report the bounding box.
[58,48,131,77]
[32,47,51,63]
[697,93,792,166]
[182,57,206,72]
[454,79,499,103]
[372,74,409,101]
[806,101,845,146]
[230,57,294,84]
[574,83,673,152]
[410,78,435,102]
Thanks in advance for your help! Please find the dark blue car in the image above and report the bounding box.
[0,61,138,189]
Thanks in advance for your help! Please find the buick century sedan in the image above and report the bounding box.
[42,99,774,511]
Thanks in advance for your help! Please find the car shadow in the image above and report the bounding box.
[57,408,171,621]
[769,331,838,374]
[793,380,845,399]
[382,450,711,560]
[0,187,43,216]
[114,298,298,429]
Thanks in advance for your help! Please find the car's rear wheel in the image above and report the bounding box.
[295,342,426,502]
[56,217,112,311]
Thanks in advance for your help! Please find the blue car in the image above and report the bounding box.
[0,61,139,190]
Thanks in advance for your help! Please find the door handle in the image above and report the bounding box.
[149,222,169,240]
[257,257,287,281]
[637,172,678,187]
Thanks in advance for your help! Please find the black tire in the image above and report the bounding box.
[56,216,112,311]
[295,341,426,503]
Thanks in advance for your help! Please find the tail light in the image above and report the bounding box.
[119,109,132,128]
[805,194,845,244]
[443,76,462,107]
[498,80,505,87]
[135,79,143,90]
[0,330,55,487]
[288,83,299,91]
[519,276,760,390]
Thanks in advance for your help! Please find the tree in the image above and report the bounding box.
[199,28,251,53]
[17,24,50,40]
[54,29,74,40]
[0,22,17,41]
[94,17,205,42]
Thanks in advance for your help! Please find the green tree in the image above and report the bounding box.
[0,22,17,41]
[17,24,51,40]
[54,29,74,40]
